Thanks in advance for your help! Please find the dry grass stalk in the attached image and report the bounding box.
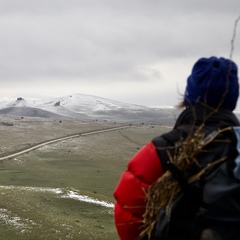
[140,126,232,240]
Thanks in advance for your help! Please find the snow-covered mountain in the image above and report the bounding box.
[0,93,179,124]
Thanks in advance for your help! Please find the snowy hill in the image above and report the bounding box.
[0,93,179,124]
[0,107,66,119]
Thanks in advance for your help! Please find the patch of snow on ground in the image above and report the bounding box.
[0,185,62,194]
[0,185,114,208]
[0,208,36,231]
[61,190,114,208]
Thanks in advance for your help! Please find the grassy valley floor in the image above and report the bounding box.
[0,116,171,239]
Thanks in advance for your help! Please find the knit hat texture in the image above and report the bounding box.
[184,56,239,110]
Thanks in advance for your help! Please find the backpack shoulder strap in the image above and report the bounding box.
[152,125,189,172]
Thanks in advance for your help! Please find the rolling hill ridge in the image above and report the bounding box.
[0,93,180,124]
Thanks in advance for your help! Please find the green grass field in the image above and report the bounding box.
[0,116,170,239]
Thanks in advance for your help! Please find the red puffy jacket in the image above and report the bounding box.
[113,142,163,240]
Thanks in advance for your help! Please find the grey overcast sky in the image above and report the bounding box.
[1,0,240,107]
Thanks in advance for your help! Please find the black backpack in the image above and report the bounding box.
[149,125,239,240]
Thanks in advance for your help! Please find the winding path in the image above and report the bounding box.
[0,125,130,161]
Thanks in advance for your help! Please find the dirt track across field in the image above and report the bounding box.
[0,125,130,161]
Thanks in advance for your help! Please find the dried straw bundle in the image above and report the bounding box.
[140,126,231,240]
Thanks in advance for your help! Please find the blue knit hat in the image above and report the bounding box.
[184,56,239,110]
